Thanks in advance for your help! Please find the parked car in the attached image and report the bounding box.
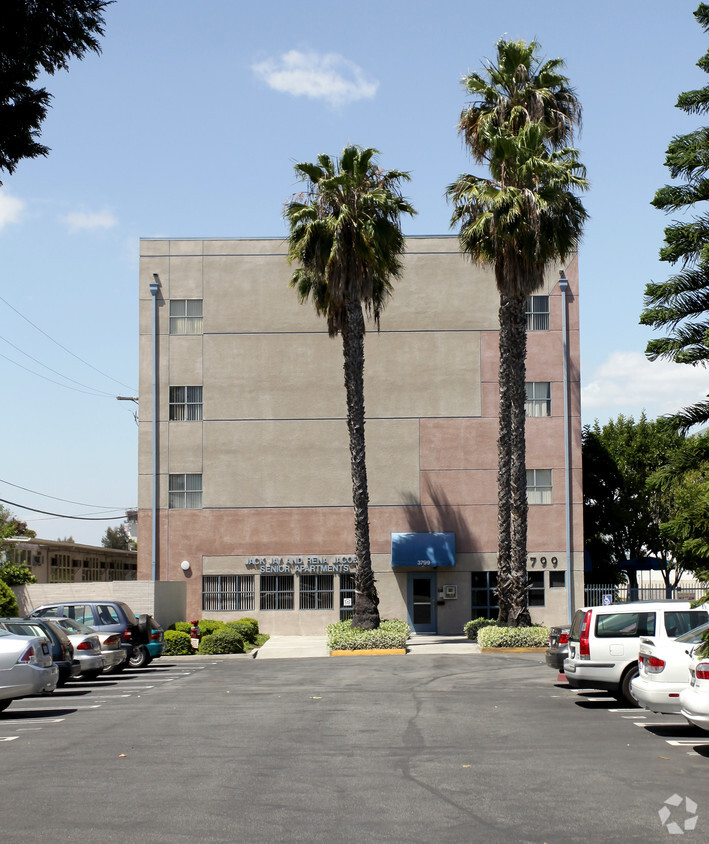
[679,651,709,731]
[564,601,709,705]
[40,618,105,680]
[28,601,163,669]
[630,621,709,714]
[0,629,58,712]
[545,625,570,670]
[0,617,79,686]
[50,617,126,674]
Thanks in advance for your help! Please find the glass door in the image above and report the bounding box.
[407,573,437,633]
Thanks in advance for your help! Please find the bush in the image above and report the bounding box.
[224,618,259,644]
[198,628,245,654]
[163,630,194,655]
[0,580,18,616]
[464,617,503,641]
[196,619,226,636]
[326,619,410,651]
[477,625,550,648]
[0,562,37,585]
[172,621,192,634]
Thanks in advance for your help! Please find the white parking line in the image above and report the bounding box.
[666,739,709,746]
[8,704,102,711]
[0,717,66,725]
[0,736,19,742]
[608,708,639,713]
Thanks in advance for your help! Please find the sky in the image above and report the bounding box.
[1,0,708,545]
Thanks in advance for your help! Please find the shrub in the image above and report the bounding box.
[173,621,192,634]
[163,630,194,655]
[224,618,259,644]
[477,625,550,649]
[326,619,410,651]
[0,580,18,616]
[0,562,37,585]
[196,619,226,636]
[464,617,503,641]
[198,628,245,654]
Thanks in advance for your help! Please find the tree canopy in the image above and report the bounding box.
[0,0,112,183]
[101,523,136,551]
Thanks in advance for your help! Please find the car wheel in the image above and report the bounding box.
[620,665,640,707]
[128,646,151,669]
[0,699,11,713]
[82,670,102,681]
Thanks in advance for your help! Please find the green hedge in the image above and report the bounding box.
[477,625,550,648]
[163,630,194,655]
[463,617,504,641]
[0,580,18,616]
[326,619,410,651]
[198,628,245,654]
[224,617,259,644]
[172,621,192,634]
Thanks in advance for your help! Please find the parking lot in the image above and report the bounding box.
[1,652,708,843]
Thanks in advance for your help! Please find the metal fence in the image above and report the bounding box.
[584,583,708,607]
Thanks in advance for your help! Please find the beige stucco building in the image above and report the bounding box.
[137,236,583,634]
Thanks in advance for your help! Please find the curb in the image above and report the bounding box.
[330,648,407,656]
[479,647,547,654]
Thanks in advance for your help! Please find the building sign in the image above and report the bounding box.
[245,556,355,573]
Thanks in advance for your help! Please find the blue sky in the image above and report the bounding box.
[1,0,708,544]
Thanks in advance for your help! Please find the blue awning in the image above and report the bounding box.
[391,532,456,568]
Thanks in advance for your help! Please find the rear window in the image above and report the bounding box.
[664,611,709,638]
[33,606,59,617]
[569,610,586,640]
[595,611,656,638]
[97,604,121,625]
[115,602,137,625]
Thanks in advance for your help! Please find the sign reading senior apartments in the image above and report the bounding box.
[245,556,355,573]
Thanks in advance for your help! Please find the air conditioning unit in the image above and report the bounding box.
[32,555,42,567]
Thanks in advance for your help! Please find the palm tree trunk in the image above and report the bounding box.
[496,295,513,624]
[508,293,532,627]
[342,295,380,630]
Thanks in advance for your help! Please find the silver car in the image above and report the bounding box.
[0,629,58,712]
[51,618,126,675]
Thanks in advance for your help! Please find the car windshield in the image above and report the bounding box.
[2,622,46,638]
[54,618,94,634]
[676,620,709,644]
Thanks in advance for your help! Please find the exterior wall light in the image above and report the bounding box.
[181,560,191,572]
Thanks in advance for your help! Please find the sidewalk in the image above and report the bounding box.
[255,634,481,659]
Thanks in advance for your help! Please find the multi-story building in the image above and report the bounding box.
[138,236,582,634]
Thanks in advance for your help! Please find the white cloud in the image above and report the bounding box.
[63,209,117,233]
[0,191,24,229]
[252,50,378,107]
[581,350,709,424]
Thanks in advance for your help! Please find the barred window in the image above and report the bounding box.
[528,572,545,607]
[525,382,551,417]
[526,469,552,505]
[170,386,203,421]
[169,299,203,335]
[202,575,255,612]
[168,473,202,509]
[299,574,334,610]
[50,553,73,583]
[526,295,549,331]
[260,574,294,610]
[471,571,498,620]
[340,573,356,621]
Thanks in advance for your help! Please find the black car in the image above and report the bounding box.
[0,617,80,686]
[545,625,570,671]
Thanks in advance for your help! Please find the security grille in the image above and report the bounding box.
[339,573,356,620]
[260,574,294,610]
[202,575,255,612]
[299,574,334,610]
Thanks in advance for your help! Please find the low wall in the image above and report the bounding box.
[12,581,186,629]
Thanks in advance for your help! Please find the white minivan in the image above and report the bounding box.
[564,601,709,705]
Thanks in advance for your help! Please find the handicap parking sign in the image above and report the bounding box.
[602,594,613,605]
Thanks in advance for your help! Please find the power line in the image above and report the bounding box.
[0,350,117,397]
[0,293,136,392]
[0,478,127,509]
[0,335,116,397]
[0,497,126,521]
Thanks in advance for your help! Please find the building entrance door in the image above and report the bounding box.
[407,573,437,633]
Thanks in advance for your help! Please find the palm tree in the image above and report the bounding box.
[448,40,588,625]
[284,145,415,630]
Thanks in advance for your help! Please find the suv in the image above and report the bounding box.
[564,601,709,704]
[28,601,164,670]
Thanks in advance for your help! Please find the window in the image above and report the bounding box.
[526,295,549,331]
[340,573,356,621]
[549,571,566,588]
[527,469,552,504]
[260,574,294,610]
[202,575,255,612]
[64,604,95,625]
[169,299,203,335]
[664,610,709,637]
[50,554,72,583]
[299,574,334,610]
[527,572,545,607]
[82,557,100,582]
[595,612,655,638]
[170,386,203,421]
[168,473,202,509]
[525,382,551,417]
[471,571,498,620]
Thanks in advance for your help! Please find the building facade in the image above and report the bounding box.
[6,537,137,583]
[138,236,583,634]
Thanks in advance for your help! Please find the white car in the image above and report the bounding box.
[631,621,709,714]
[564,601,709,705]
[679,652,709,731]
[0,629,58,712]
[50,617,126,675]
